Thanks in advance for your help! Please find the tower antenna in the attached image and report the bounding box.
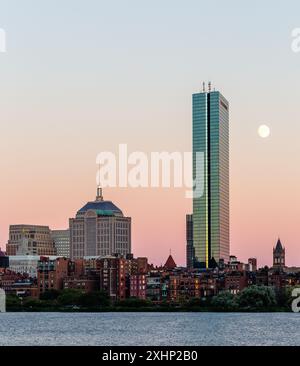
[96,162,104,201]
[96,185,103,201]
[208,81,211,92]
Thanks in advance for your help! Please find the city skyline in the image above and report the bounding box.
[1,1,300,267]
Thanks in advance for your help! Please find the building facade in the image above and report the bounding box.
[98,256,126,301]
[37,257,73,295]
[51,229,70,258]
[9,255,58,277]
[186,214,194,269]
[0,251,9,270]
[6,225,56,256]
[69,188,131,259]
[192,87,230,268]
[130,274,147,299]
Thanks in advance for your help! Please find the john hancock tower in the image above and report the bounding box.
[189,84,230,269]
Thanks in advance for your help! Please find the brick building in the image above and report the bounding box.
[224,271,249,294]
[37,257,73,295]
[130,274,147,299]
[99,256,126,301]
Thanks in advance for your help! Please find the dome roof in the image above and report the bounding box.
[77,200,123,217]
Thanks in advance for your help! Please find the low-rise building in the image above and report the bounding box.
[9,255,58,278]
[63,277,98,292]
[37,257,73,295]
[224,271,249,294]
[146,274,161,302]
[130,274,146,299]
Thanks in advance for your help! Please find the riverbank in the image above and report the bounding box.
[5,285,295,313]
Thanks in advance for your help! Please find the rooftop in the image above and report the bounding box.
[76,187,124,217]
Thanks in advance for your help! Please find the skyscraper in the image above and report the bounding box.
[191,86,229,268]
[186,214,194,269]
[69,187,131,259]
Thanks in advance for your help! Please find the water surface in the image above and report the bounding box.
[0,312,299,346]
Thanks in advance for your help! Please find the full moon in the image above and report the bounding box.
[258,124,270,138]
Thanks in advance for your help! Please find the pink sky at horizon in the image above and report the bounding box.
[0,1,300,267]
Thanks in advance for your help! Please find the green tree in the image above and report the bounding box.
[40,289,61,301]
[237,285,276,311]
[116,298,152,308]
[186,297,211,309]
[23,298,43,310]
[57,289,83,306]
[6,294,22,310]
[78,291,110,307]
[211,291,238,311]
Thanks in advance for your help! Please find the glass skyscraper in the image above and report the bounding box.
[192,88,229,268]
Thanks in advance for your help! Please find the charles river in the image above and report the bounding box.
[0,312,300,346]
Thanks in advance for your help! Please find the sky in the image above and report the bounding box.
[0,0,300,267]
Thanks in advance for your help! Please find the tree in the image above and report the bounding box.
[57,289,83,306]
[78,291,110,307]
[237,285,276,311]
[23,298,43,309]
[6,294,22,309]
[211,291,238,311]
[186,297,211,308]
[40,289,61,301]
[116,298,152,308]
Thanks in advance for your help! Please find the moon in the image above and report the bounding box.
[258,124,271,138]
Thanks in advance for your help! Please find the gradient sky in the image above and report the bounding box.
[0,0,300,267]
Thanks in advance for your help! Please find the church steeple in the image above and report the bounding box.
[273,238,285,268]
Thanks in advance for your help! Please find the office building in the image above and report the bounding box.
[6,225,56,256]
[186,214,194,269]
[192,85,230,268]
[69,187,131,259]
[51,229,70,258]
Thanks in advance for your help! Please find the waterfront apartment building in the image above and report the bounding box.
[69,188,131,259]
[6,225,56,256]
[98,256,126,301]
[192,86,230,268]
[51,229,70,258]
[130,274,147,299]
[37,257,73,295]
[125,256,149,276]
